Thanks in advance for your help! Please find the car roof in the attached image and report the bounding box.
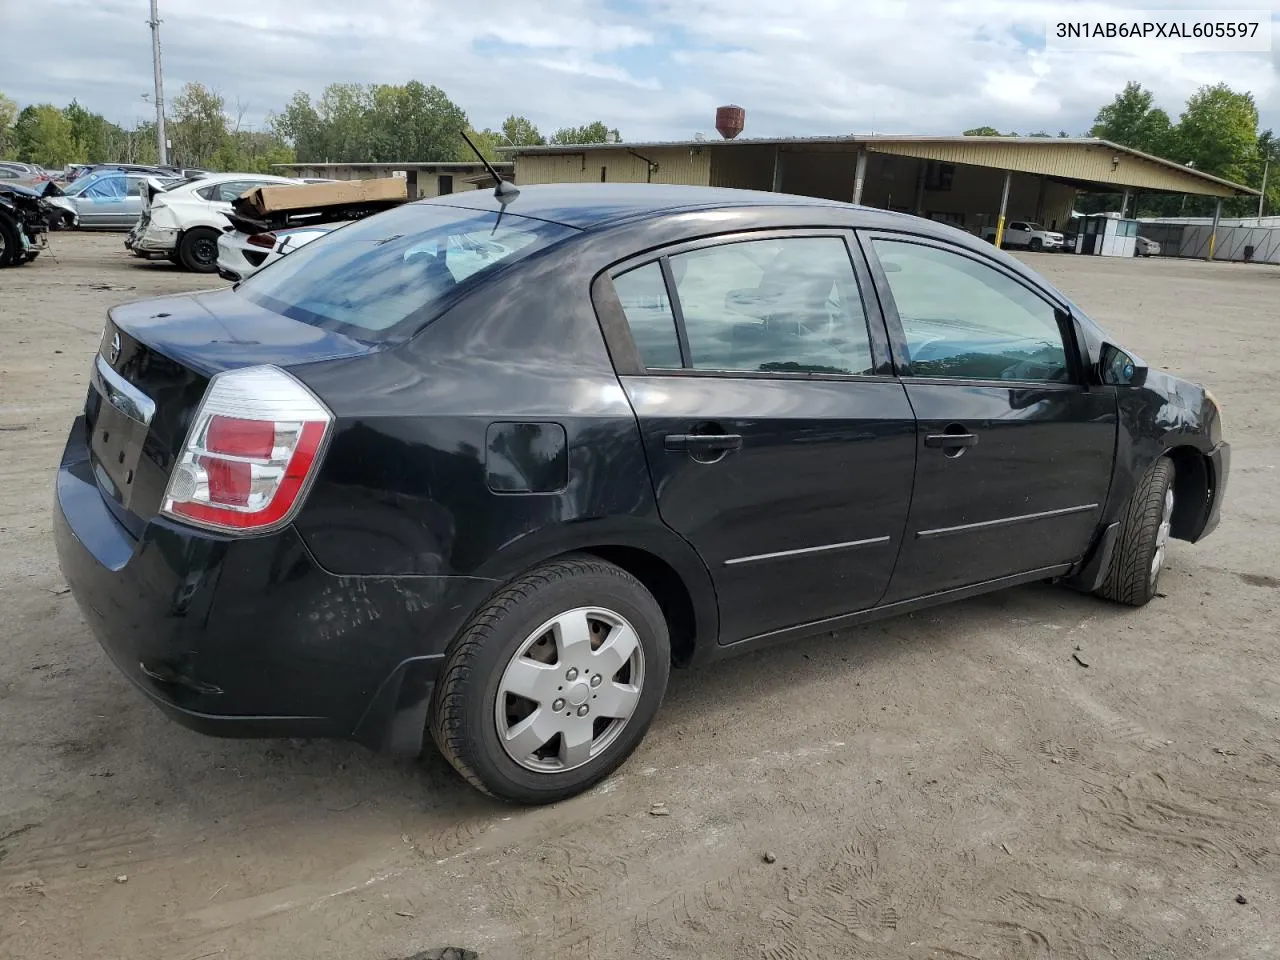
[423,182,849,229]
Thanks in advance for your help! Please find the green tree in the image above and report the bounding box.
[962,126,1007,136]
[0,92,17,158]
[272,91,324,161]
[1175,83,1257,183]
[501,114,544,146]
[12,104,77,167]
[169,82,229,167]
[550,121,621,145]
[365,81,469,162]
[1088,81,1172,156]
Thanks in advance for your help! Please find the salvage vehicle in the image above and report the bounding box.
[0,181,55,266]
[216,221,347,282]
[126,172,303,272]
[54,183,1230,804]
[45,171,187,230]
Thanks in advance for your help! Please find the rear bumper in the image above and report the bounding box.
[53,416,497,753]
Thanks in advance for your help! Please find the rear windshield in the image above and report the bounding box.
[238,202,577,341]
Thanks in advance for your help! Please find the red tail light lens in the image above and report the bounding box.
[247,232,278,249]
[162,366,332,533]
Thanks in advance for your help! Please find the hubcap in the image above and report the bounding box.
[1150,486,1174,584]
[495,606,645,773]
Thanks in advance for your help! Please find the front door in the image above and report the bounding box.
[79,175,129,227]
[862,234,1117,603]
[604,231,917,644]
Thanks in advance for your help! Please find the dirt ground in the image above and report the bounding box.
[1,232,1277,960]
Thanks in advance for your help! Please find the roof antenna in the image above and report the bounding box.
[459,129,519,206]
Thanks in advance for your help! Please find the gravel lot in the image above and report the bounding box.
[1,232,1277,960]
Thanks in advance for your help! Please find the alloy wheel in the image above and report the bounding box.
[1150,486,1174,583]
[495,606,645,773]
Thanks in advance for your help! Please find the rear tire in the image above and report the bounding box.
[430,555,671,804]
[178,227,220,273]
[1095,457,1175,607]
[0,213,20,267]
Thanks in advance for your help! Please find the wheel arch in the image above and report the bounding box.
[1165,444,1214,542]
[471,518,719,668]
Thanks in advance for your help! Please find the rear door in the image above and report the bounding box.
[598,230,917,645]
[860,233,1116,603]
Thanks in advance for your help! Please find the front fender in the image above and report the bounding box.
[1104,371,1218,531]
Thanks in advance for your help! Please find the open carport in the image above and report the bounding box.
[509,135,1256,251]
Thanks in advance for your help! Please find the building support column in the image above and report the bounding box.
[995,169,1012,248]
[852,149,868,205]
[771,147,784,192]
[1120,188,1131,218]
[914,159,926,216]
[1208,197,1223,260]
[1035,175,1046,223]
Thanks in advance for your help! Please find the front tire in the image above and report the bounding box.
[1029,237,1043,252]
[178,227,220,273]
[430,555,671,804]
[1095,457,1175,607]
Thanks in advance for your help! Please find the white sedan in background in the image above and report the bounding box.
[1135,236,1161,257]
[216,221,347,282]
[126,173,303,272]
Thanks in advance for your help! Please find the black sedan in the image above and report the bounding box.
[53,183,1229,804]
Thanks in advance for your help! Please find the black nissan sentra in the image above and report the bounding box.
[54,182,1229,803]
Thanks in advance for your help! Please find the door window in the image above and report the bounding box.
[670,236,873,376]
[198,180,263,203]
[871,238,1069,382]
[85,176,126,199]
[612,262,683,369]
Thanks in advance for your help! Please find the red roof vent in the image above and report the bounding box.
[716,105,745,140]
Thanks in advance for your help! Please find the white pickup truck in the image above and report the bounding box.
[981,220,1065,252]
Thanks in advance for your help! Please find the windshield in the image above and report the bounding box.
[238,202,578,341]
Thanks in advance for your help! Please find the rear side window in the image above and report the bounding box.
[239,203,578,340]
[612,236,875,377]
[612,263,682,369]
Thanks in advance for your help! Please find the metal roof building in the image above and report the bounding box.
[503,136,1256,254]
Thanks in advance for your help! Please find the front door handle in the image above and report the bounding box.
[924,432,978,448]
[664,433,743,453]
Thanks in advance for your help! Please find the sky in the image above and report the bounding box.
[0,0,1276,144]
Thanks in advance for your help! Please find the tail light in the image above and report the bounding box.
[247,232,278,249]
[161,366,332,533]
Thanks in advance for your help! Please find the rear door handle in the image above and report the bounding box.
[664,433,743,453]
[924,432,979,448]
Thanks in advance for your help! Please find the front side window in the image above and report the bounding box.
[85,176,125,199]
[871,238,1068,382]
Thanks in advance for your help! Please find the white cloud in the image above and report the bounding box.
[0,0,1274,143]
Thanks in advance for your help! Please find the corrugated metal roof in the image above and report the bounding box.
[501,136,1255,197]
[273,162,511,171]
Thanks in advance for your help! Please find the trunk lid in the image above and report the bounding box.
[85,289,377,536]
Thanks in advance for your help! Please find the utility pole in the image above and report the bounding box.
[1260,152,1271,223]
[148,0,168,166]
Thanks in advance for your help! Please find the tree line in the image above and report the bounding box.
[964,82,1274,218]
[0,80,619,173]
[1,78,1272,217]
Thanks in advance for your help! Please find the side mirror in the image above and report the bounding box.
[1099,342,1148,387]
